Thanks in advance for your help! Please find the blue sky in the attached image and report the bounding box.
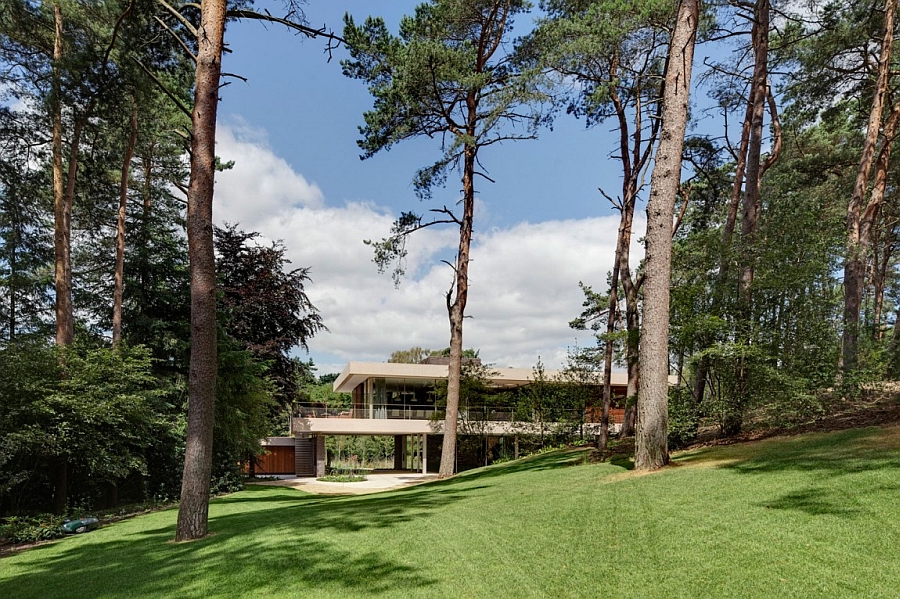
[211,1,703,376]
[220,1,618,228]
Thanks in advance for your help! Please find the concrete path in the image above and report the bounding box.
[253,471,439,495]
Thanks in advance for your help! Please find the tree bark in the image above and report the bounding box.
[726,0,771,436]
[607,53,659,440]
[439,122,476,478]
[175,0,226,542]
[873,223,895,338]
[842,0,896,374]
[112,102,139,346]
[599,258,619,451]
[635,0,699,471]
[52,3,73,348]
[738,0,770,319]
[860,103,900,337]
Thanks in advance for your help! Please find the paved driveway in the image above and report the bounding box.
[253,471,439,495]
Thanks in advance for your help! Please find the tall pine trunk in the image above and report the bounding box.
[608,58,659,441]
[842,0,896,375]
[635,0,699,471]
[50,3,71,514]
[176,0,226,542]
[52,3,72,349]
[860,104,900,338]
[439,129,476,478]
[599,257,619,451]
[112,102,139,346]
[728,0,771,436]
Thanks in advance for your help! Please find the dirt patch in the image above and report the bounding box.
[855,422,900,450]
[589,391,900,478]
[685,392,900,451]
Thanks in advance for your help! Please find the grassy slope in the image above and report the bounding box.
[1,425,899,599]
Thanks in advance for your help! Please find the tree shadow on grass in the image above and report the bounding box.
[676,426,900,518]
[753,480,900,517]
[0,481,482,598]
[438,446,597,486]
[676,426,900,477]
[0,447,604,598]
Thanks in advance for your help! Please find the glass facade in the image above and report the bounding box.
[355,377,440,419]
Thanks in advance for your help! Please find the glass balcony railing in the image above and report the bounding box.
[293,402,616,424]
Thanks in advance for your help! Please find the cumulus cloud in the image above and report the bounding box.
[213,123,644,374]
[215,122,325,227]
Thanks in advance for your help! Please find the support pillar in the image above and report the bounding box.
[394,435,405,470]
[421,434,427,473]
[315,435,326,478]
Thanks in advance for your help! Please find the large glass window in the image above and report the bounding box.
[365,378,440,418]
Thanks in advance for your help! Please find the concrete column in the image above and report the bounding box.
[315,435,326,478]
[421,434,427,473]
[394,435,405,470]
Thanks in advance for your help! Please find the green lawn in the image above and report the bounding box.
[2,425,899,598]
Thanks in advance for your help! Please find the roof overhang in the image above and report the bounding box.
[332,362,649,393]
[333,362,450,393]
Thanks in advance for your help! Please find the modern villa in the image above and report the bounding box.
[256,357,636,477]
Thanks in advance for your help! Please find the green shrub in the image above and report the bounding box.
[317,474,367,483]
[0,514,67,544]
[668,386,700,449]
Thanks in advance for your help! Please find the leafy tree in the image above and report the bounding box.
[299,374,351,411]
[530,0,671,449]
[214,224,325,408]
[344,0,547,477]
[0,117,54,342]
[210,332,276,493]
[0,341,166,514]
[776,0,900,380]
[388,346,435,364]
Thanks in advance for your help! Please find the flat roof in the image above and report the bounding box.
[333,361,633,393]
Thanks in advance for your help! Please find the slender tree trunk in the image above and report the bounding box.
[439,133,475,478]
[866,105,900,330]
[873,224,894,338]
[50,3,71,515]
[692,59,755,407]
[599,58,629,450]
[176,0,226,542]
[843,0,896,374]
[726,0,771,437]
[635,0,699,471]
[8,220,16,340]
[599,257,619,451]
[112,102,139,346]
[621,299,639,437]
[738,0,770,318]
[52,3,73,348]
[608,63,657,441]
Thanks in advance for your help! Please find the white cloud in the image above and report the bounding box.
[213,123,644,373]
[214,122,325,227]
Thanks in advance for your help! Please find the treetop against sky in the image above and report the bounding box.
[212,0,721,375]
